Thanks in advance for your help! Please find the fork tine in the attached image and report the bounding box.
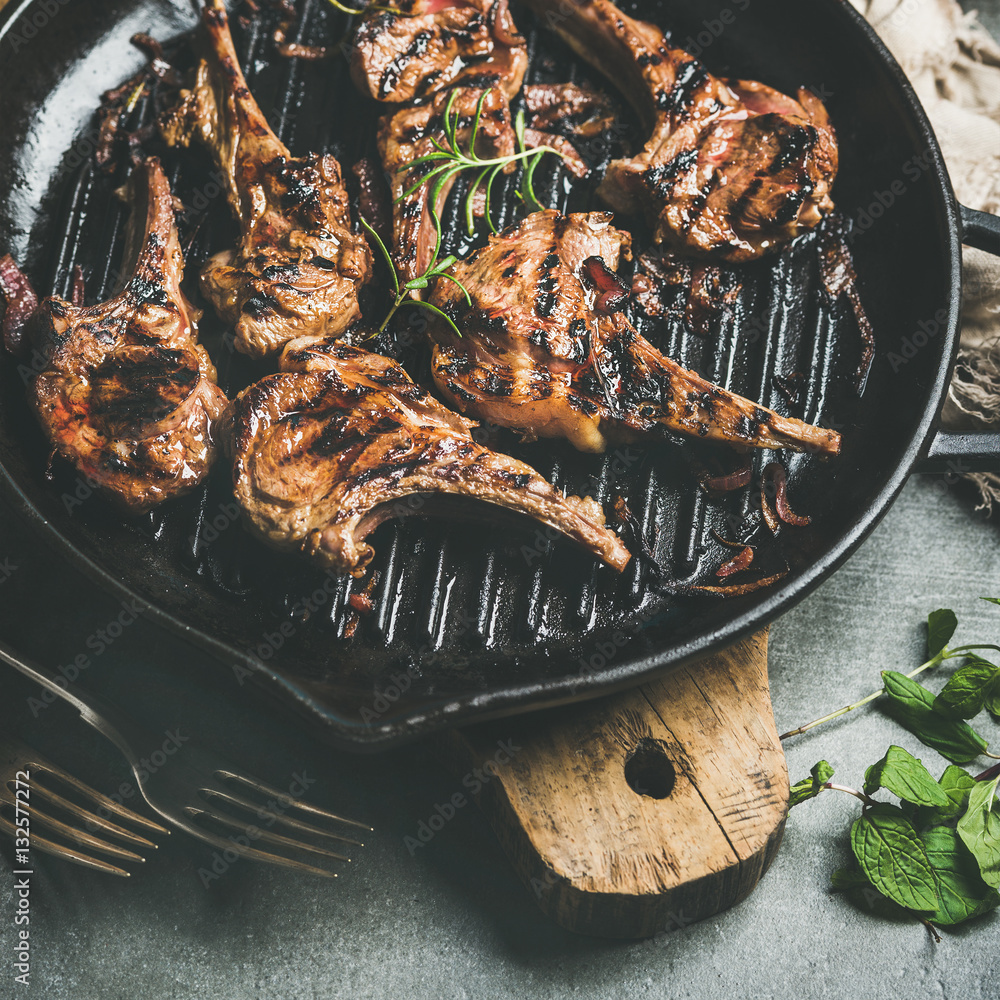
[28,779,161,849]
[18,803,148,863]
[185,806,352,862]
[199,788,365,847]
[30,765,169,836]
[215,770,372,830]
[0,814,131,877]
[178,822,341,877]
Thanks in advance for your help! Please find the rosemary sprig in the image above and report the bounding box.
[360,217,469,338]
[398,89,561,236]
[325,0,404,18]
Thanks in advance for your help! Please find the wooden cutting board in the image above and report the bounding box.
[438,629,787,938]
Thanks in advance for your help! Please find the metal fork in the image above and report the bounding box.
[0,734,168,876]
[0,640,369,877]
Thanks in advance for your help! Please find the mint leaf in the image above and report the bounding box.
[957,777,1000,890]
[986,673,1000,719]
[863,746,950,807]
[789,760,834,808]
[927,608,958,658]
[921,826,1000,926]
[981,598,1000,607]
[881,671,989,763]
[851,803,939,911]
[830,867,871,891]
[933,658,998,720]
[916,765,977,829]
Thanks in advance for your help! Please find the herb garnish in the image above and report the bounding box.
[786,598,1000,938]
[360,91,563,338]
[398,88,561,237]
[325,0,403,17]
[360,217,469,338]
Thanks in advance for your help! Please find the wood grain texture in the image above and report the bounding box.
[440,630,787,938]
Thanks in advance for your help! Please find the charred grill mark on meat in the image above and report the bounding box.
[523,0,838,261]
[631,249,741,335]
[426,210,841,456]
[351,0,527,103]
[225,339,631,575]
[376,79,615,281]
[520,82,619,179]
[159,0,372,358]
[359,1,614,272]
[16,158,227,513]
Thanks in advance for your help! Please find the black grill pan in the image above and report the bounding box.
[0,0,998,748]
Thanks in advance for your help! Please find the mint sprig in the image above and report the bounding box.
[787,599,1000,937]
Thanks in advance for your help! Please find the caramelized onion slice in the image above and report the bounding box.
[764,462,812,527]
[704,463,752,493]
[0,254,39,357]
[715,545,754,578]
[687,568,789,597]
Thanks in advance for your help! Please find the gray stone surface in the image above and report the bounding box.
[2,2,999,997]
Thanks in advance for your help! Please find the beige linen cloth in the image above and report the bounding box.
[852,0,1000,506]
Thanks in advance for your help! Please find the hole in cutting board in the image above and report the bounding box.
[623,738,676,799]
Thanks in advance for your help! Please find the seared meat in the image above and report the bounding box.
[523,0,838,261]
[351,0,527,103]
[377,79,616,283]
[160,0,372,358]
[226,339,630,575]
[631,249,741,336]
[523,83,617,138]
[520,82,618,177]
[19,158,227,513]
[426,210,841,455]
[379,85,516,283]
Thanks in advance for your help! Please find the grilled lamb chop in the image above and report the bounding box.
[160,0,372,358]
[351,0,527,103]
[378,85,516,283]
[426,210,841,455]
[523,0,838,262]
[17,158,227,513]
[376,79,614,283]
[225,339,630,575]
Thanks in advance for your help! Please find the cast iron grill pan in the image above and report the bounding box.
[0,0,967,745]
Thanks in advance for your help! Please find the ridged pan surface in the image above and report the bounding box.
[0,0,960,746]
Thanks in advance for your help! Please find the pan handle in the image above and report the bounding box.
[919,430,1000,474]
[916,204,1000,474]
[960,203,1000,256]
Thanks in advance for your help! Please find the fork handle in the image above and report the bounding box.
[0,638,152,769]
